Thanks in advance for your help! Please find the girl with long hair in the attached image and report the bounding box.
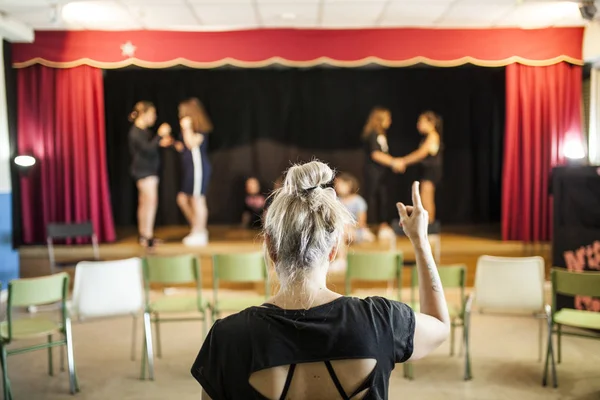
[174,98,213,246]
[361,106,404,240]
[396,111,443,223]
[128,101,172,247]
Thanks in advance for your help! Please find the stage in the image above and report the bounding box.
[18,225,551,291]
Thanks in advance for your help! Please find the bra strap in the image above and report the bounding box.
[279,364,296,400]
[324,361,350,400]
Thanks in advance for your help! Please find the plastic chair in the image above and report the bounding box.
[141,255,208,380]
[345,252,403,301]
[0,273,79,399]
[464,255,547,381]
[405,264,466,379]
[71,258,144,362]
[212,253,269,318]
[47,222,99,274]
[542,268,600,388]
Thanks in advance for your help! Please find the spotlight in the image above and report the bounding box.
[14,155,36,167]
[579,1,597,21]
[563,138,586,165]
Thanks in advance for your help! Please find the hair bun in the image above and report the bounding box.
[284,161,333,193]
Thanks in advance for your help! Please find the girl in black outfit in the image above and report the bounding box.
[396,111,443,223]
[127,101,172,247]
[362,107,404,240]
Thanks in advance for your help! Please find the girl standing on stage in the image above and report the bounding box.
[128,101,173,248]
[396,111,443,223]
[362,106,403,240]
[175,98,213,246]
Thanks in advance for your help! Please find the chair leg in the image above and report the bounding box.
[450,323,455,356]
[538,317,543,362]
[60,345,65,372]
[141,312,155,381]
[1,345,11,400]
[131,315,138,361]
[47,335,53,376]
[464,313,472,380]
[64,317,79,394]
[557,324,562,364]
[402,363,413,380]
[154,313,162,359]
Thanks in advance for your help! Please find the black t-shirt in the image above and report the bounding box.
[128,125,161,181]
[191,296,415,399]
[363,132,389,181]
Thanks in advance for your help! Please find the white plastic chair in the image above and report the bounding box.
[71,258,144,362]
[464,255,548,380]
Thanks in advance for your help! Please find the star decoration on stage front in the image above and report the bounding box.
[120,41,137,58]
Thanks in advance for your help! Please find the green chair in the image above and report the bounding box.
[211,253,269,318]
[140,255,208,380]
[0,273,79,399]
[543,268,600,388]
[345,251,403,301]
[405,264,467,379]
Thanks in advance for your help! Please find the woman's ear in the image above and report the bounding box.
[328,245,338,262]
[265,234,278,264]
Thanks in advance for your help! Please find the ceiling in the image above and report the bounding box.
[0,0,590,31]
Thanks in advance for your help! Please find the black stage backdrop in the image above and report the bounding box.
[104,66,505,229]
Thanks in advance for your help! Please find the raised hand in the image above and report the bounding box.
[158,123,172,137]
[396,181,428,241]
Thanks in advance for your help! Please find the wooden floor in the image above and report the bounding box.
[19,224,552,289]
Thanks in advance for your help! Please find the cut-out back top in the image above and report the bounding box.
[191,296,415,399]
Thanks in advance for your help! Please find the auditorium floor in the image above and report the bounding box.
[2,291,599,400]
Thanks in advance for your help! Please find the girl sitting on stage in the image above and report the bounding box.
[334,172,375,243]
[395,111,443,224]
[174,98,213,246]
[242,177,266,230]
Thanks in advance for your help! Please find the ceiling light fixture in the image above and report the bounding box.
[280,13,297,20]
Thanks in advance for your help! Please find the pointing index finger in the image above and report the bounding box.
[412,181,423,209]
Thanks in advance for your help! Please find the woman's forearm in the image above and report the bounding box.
[371,151,395,167]
[412,238,450,329]
[402,149,428,166]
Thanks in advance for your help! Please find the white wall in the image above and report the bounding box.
[583,21,600,64]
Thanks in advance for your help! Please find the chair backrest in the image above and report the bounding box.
[551,268,600,299]
[144,255,201,285]
[213,253,267,283]
[7,273,69,341]
[345,252,403,297]
[9,273,69,307]
[474,255,545,312]
[47,222,95,239]
[72,258,143,319]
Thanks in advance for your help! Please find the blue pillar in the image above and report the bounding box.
[0,39,19,286]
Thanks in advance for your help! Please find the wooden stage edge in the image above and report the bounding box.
[19,225,552,290]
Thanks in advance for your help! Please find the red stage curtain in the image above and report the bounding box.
[502,62,583,242]
[17,65,116,243]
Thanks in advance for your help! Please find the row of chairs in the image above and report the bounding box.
[0,253,270,399]
[2,252,599,398]
[346,253,600,387]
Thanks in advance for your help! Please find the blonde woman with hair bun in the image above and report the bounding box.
[191,161,450,400]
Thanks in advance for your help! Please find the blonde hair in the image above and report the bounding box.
[264,161,354,288]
